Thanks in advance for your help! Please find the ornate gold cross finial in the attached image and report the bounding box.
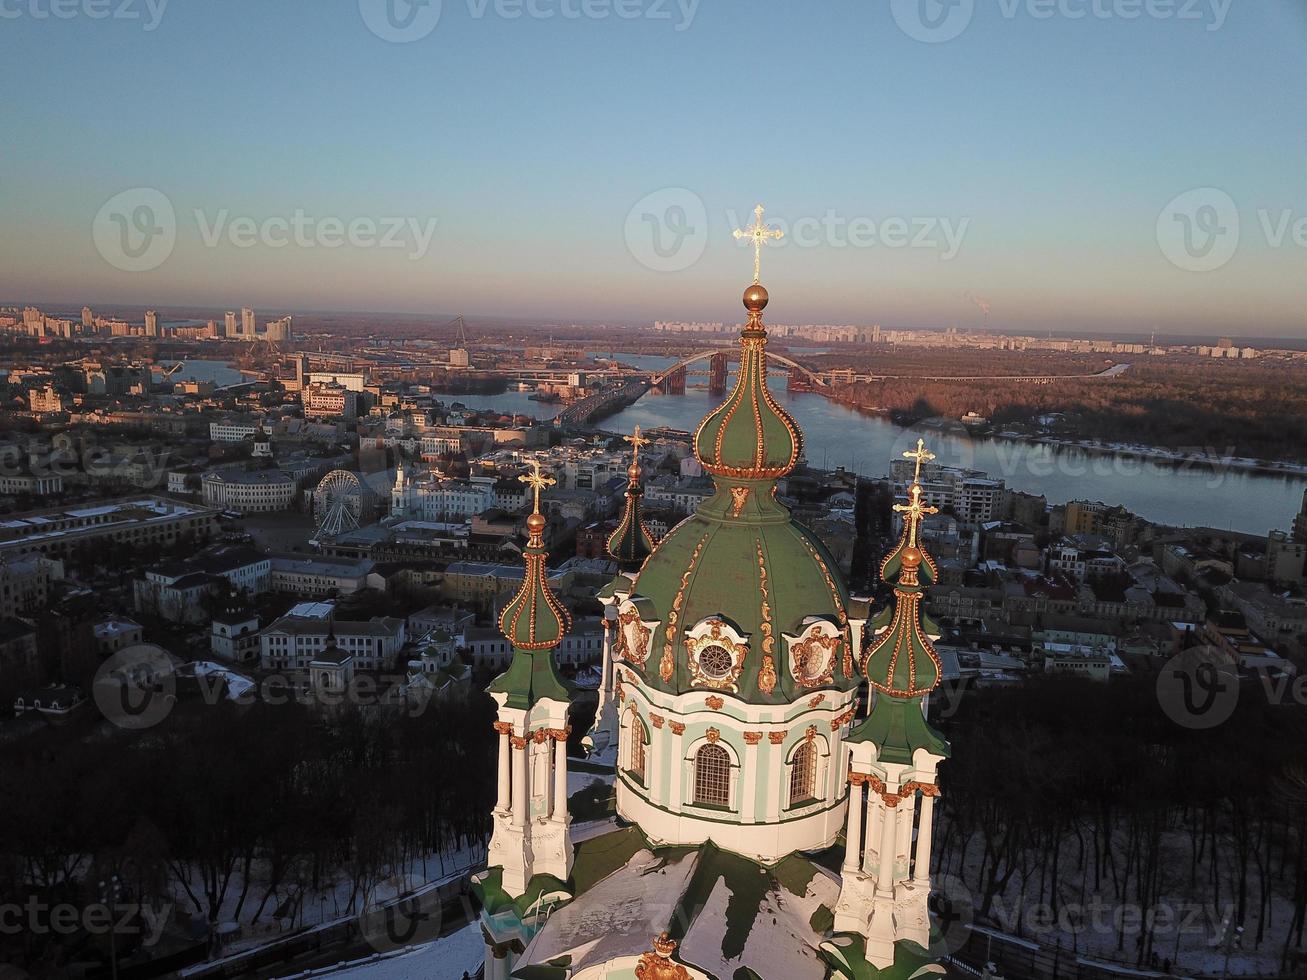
[902,438,936,484]
[519,459,556,514]
[893,483,940,547]
[733,204,783,285]
[625,424,651,462]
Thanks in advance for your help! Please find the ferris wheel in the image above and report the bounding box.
[314,470,365,537]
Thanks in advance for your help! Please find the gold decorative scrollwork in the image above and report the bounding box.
[790,629,841,689]
[635,933,690,980]
[756,541,777,695]
[685,620,748,692]
[729,485,751,517]
[616,605,653,665]
[661,534,709,682]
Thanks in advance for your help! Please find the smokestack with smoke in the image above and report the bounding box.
[963,291,992,331]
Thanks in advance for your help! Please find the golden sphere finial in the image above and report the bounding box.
[527,512,546,535]
[743,283,769,313]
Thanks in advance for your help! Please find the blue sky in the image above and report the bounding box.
[2,0,1305,336]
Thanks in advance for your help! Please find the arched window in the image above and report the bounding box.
[629,723,648,784]
[693,744,731,808]
[789,741,818,806]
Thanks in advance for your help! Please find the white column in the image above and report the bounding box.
[876,798,898,892]
[741,737,761,823]
[842,781,864,874]
[512,738,528,827]
[595,619,614,720]
[763,735,784,823]
[863,793,883,876]
[496,730,511,811]
[914,794,936,884]
[667,724,685,809]
[552,733,568,821]
[897,791,917,882]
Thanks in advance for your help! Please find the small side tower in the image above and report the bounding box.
[587,426,656,759]
[476,462,575,977]
[833,440,951,969]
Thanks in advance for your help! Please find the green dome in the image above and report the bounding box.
[629,475,859,703]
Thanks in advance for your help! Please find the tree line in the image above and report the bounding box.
[0,694,497,974]
[934,674,1307,973]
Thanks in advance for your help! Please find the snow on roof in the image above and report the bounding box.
[519,848,700,971]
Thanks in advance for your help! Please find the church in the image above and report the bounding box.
[473,209,953,980]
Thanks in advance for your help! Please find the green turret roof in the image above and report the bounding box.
[607,427,656,570]
[488,479,573,709]
[855,449,949,761]
[692,284,803,480]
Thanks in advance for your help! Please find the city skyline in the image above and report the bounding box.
[3,2,1306,335]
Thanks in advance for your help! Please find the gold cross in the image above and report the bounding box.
[902,438,936,484]
[519,459,556,514]
[893,484,939,547]
[733,204,783,285]
[624,424,650,462]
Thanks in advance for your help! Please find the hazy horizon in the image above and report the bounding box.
[4,1,1305,337]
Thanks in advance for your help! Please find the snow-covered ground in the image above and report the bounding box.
[272,922,484,979]
[939,826,1295,977]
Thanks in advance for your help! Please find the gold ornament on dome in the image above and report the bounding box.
[686,620,747,692]
[651,713,665,729]
[790,629,841,689]
[705,727,721,744]
[755,541,778,695]
[492,721,513,736]
[705,695,724,710]
[768,730,787,745]
[661,534,708,682]
[729,485,751,517]
[809,694,826,709]
[636,933,690,980]
[518,459,557,515]
[616,606,653,665]
[733,204,784,286]
[743,731,763,745]
[669,720,686,736]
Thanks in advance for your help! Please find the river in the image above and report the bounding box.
[588,354,1305,535]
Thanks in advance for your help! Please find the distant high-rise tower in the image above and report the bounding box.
[265,315,293,342]
[144,310,159,337]
[81,306,93,328]
[241,307,256,339]
[295,354,309,390]
[1293,490,1307,545]
[224,311,237,337]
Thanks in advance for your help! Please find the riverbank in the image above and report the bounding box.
[822,392,1307,479]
